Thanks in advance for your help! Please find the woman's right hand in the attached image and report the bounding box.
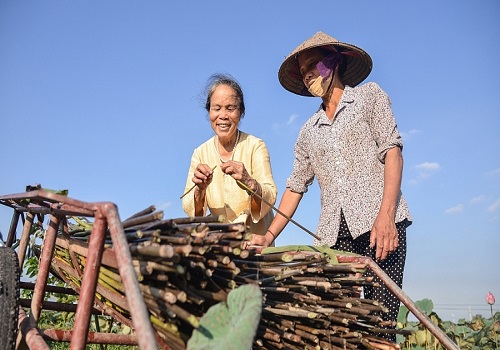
[192,164,214,191]
[246,232,274,248]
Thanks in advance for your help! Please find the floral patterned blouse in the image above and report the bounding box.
[286,82,412,246]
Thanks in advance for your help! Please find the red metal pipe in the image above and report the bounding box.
[337,254,460,350]
[6,209,20,247]
[102,202,161,350]
[29,215,60,328]
[17,308,50,350]
[4,190,170,349]
[70,207,107,350]
[42,329,139,345]
[16,212,33,268]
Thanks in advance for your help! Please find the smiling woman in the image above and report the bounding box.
[181,73,278,237]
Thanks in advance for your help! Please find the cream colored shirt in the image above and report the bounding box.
[182,132,277,235]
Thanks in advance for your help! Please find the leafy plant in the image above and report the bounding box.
[21,253,136,341]
[397,298,499,349]
[187,284,262,350]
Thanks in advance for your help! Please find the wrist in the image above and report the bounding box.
[246,179,260,196]
[194,187,206,197]
[266,229,276,242]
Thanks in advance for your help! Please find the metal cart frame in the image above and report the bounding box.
[0,188,459,350]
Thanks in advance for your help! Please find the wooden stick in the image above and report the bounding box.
[236,179,322,241]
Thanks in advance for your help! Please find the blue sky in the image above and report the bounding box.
[1,1,499,322]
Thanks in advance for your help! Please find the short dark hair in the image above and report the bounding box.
[204,73,245,118]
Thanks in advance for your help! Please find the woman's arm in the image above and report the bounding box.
[370,146,403,260]
[250,188,303,246]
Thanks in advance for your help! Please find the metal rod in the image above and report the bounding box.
[71,208,107,350]
[17,308,50,350]
[29,214,59,328]
[104,202,161,350]
[337,255,460,350]
[16,212,33,269]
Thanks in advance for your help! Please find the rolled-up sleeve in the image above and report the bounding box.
[286,125,315,193]
[366,83,404,163]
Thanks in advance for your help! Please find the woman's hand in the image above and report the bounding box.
[370,212,398,261]
[220,160,258,192]
[220,160,247,180]
[192,164,214,191]
[244,231,274,249]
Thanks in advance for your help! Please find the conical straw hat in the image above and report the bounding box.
[278,31,373,96]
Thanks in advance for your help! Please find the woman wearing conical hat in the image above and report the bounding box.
[250,31,412,339]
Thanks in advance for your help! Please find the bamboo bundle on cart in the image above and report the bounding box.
[51,206,407,350]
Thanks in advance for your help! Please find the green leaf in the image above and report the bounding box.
[414,329,431,346]
[397,304,410,325]
[187,284,262,350]
[261,244,360,264]
[415,298,434,316]
[43,188,69,196]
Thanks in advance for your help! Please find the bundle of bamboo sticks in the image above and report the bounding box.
[52,206,407,350]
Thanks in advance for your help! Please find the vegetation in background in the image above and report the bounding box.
[22,256,139,350]
[397,298,499,349]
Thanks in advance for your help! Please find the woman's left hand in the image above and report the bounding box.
[220,160,254,188]
[369,213,398,261]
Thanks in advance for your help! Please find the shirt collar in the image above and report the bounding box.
[312,86,355,125]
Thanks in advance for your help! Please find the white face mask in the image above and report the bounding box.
[307,70,333,97]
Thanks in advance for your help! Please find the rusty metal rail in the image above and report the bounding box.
[1,188,461,350]
[0,189,161,350]
[337,254,460,350]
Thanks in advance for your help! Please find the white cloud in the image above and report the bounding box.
[470,195,486,205]
[485,168,500,177]
[487,198,500,212]
[445,204,464,215]
[409,161,440,185]
[400,128,420,141]
[156,201,172,211]
[416,162,440,171]
[273,113,299,130]
[286,114,298,126]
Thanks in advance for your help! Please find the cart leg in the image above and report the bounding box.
[17,308,50,350]
[16,212,34,269]
[29,215,59,327]
[6,210,21,248]
[103,202,160,350]
[70,209,106,350]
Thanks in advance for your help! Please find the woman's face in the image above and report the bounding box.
[298,48,325,89]
[209,84,241,141]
